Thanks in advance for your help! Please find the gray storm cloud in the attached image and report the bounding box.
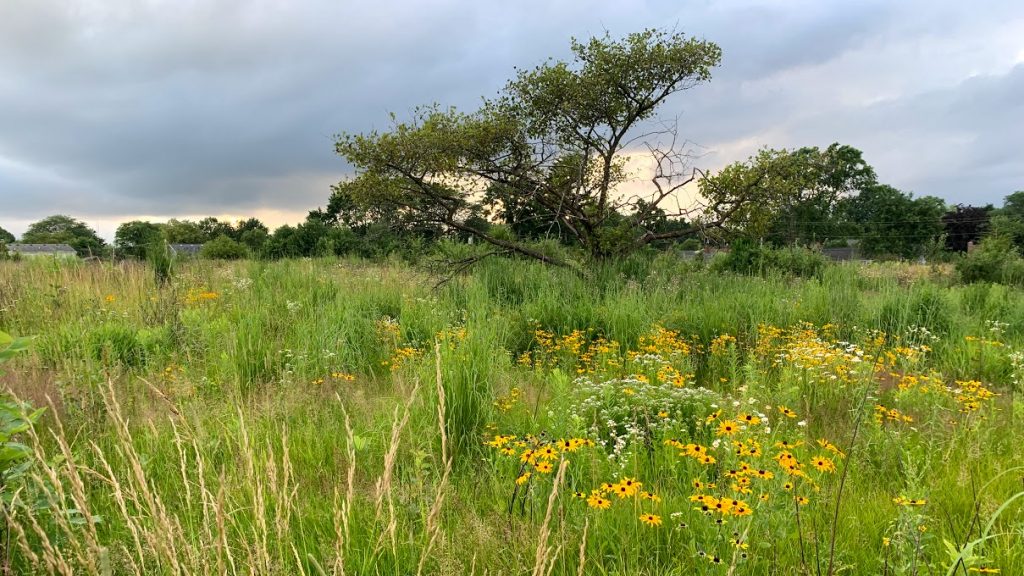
[1,0,1022,238]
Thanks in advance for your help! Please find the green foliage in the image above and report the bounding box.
[115,220,164,260]
[335,29,722,262]
[0,330,45,509]
[712,239,828,278]
[679,237,702,251]
[87,324,148,368]
[147,239,175,285]
[3,255,1024,574]
[700,143,876,245]
[0,226,14,244]
[162,218,208,244]
[0,331,32,365]
[989,191,1024,251]
[200,234,247,260]
[21,214,107,257]
[956,234,1024,285]
[842,184,946,258]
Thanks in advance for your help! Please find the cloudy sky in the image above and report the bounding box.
[1,0,1022,239]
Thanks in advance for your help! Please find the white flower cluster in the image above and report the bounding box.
[565,373,718,463]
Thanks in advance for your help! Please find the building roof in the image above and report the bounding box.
[169,243,203,254]
[8,243,78,255]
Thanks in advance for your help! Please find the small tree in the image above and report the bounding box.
[200,235,247,260]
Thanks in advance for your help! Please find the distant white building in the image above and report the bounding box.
[7,243,78,258]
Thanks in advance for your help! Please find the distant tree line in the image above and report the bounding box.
[1,181,1019,263]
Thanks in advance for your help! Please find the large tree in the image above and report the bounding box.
[698,144,877,245]
[21,215,106,257]
[839,185,945,258]
[334,29,724,264]
[0,226,14,244]
[115,220,164,259]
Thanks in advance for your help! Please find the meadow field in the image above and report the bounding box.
[0,256,1022,575]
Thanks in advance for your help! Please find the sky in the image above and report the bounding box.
[1,0,1022,240]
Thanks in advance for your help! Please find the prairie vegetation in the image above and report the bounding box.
[0,256,1022,575]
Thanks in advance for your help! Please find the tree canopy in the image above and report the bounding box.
[699,144,877,245]
[0,226,14,244]
[115,220,164,259]
[334,29,723,264]
[21,215,106,257]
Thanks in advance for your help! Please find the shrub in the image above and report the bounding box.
[956,235,1022,285]
[679,237,701,251]
[200,235,247,260]
[712,239,828,278]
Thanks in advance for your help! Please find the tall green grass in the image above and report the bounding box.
[0,256,1020,574]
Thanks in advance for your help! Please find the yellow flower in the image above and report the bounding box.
[515,472,531,485]
[537,446,558,460]
[730,502,752,516]
[778,405,798,418]
[716,420,740,436]
[534,461,553,473]
[968,567,1000,573]
[811,456,836,473]
[586,494,611,510]
[639,513,662,526]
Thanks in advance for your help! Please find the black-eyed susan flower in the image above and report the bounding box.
[716,420,740,436]
[537,446,558,460]
[639,513,662,526]
[811,456,836,473]
[586,494,611,510]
